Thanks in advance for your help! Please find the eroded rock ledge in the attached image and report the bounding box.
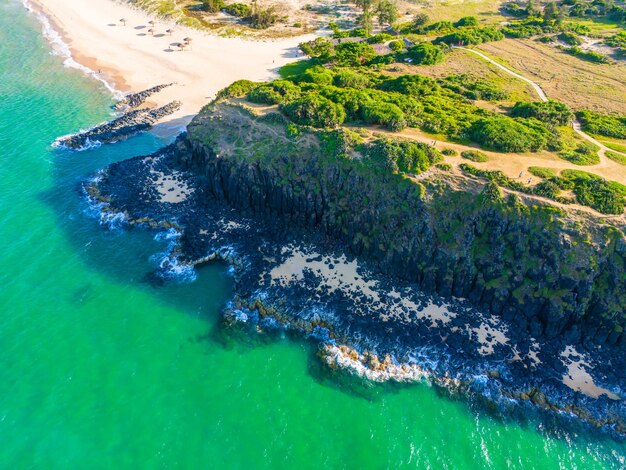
[84,100,626,436]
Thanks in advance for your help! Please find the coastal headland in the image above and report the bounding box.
[33,0,626,439]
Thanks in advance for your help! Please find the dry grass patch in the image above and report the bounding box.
[477,39,626,113]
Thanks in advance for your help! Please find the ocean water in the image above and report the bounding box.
[0,1,624,467]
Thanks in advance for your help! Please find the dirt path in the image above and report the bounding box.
[456,47,626,161]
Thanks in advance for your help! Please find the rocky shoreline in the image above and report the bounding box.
[56,84,179,150]
[83,142,626,438]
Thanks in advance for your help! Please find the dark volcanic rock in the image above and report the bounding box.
[114,83,174,110]
[59,101,181,150]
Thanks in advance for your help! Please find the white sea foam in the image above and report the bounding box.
[22,0,124,100]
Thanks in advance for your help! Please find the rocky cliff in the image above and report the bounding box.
[175,100,626,351]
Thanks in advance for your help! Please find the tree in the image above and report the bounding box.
[334,42,377,66]
[299,37,335,61]
[376,0,399,26]
[407,43,445,65]
[543,1,560,21]
[202,0,225,13]
[412,13,429,29]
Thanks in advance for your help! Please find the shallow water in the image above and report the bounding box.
[0,1,624,467]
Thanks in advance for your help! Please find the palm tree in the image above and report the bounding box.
[119,18,127,26]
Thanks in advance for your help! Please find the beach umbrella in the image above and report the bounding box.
[148,28,154,36]
[148,20,155,27]
[183,37,192,50]
[119,18,127,26]
[166,29,174,36]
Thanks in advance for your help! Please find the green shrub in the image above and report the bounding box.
[407,43,445,65]
[389,40,404,52]
[454,16,478,27]
[468,116,555,152]
[333,69,372,89]
[334,42,377,66]
[528,166,557,178]
[293,66,334,85]
[511,100,573,126]
[437,162,453,170]
[299,37,335,61]
[280,94,346,128]
[461,150,488,162]
[436,27,504,45]
[248,5,279,29]
[439,75,508,101]
[558,141,600,165]
[558,31,583,45]
[606,150,626,165]
[362,101,407,131]
[564,46,609,63]
[202,0,225,13]
[222,2,252,17]
[442,148,457,156]
[377,74,440,96]
[576,110,626,139]
[364,138,442,173]
[247,80,301,104]
[216,79,259,100]
[569,177,625,214]
[367,33,393,44]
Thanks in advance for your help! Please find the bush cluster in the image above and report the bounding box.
[435,27,504,45]
[461,150,489,162]
[363,138,442,173]
[468,116,557,152]
[511,100,573,126]
[576,110,626,139]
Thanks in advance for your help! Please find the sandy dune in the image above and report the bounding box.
[31,0,315,125]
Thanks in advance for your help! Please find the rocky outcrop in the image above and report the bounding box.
[114,83,174,110]
[176,102,626,351]
[59,101,181,149]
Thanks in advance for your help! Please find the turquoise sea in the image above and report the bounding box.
[0,1,624,467]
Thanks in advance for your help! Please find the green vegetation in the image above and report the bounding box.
[468,116,557,152]
[215,79,259,100]
[461,150,489,162]
[561,170,626,214]
[606,150,626,165]
[511,100,573,126]
[247,80,301,104]
[406,43,445,65]
[577,110,626,139]
[441,148,457,156]
[362,138,442,173]
[558,31,583,45]
[434,27,504,45]
[564,46,610,63]
[280,95,346,128]
[528,166,558,178]
[460,164,626,213]
[201,0,224,13]
[222,3,252,18]
[558,141,600,165]
[439,75,509,101]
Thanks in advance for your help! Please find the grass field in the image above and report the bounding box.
[477,39,626,113]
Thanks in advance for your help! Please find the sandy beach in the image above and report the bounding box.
[29,0,315,126]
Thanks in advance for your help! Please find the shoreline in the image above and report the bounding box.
[82,141,626,438]
[27,0,315,125]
